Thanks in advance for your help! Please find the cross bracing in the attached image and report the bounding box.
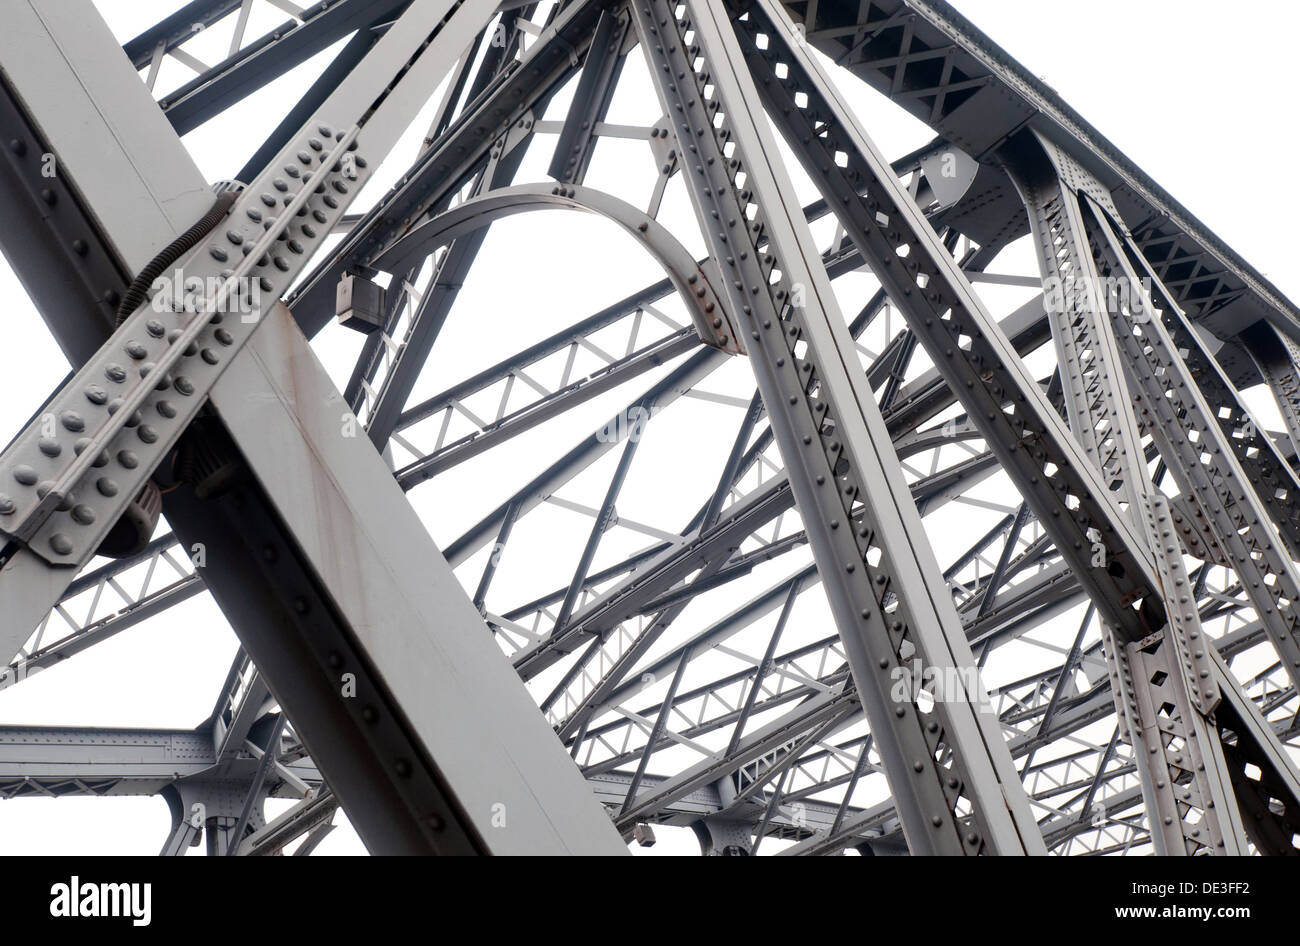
[0,0,1296,856]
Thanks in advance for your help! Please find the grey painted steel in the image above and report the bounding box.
[0,0,1298,856]
[287,0,616,333]
[1081,195,1300,684]
[136,0,414,136]
[737,0,1160,638]
[0,0,625,856]
[630,0,1042,855]
[371,182,741,352]
[781,0,1299,350]
[0,722,865,847]
[1007,139,1248,854]
[1243,324,1300,453]
[738,0,1300,853]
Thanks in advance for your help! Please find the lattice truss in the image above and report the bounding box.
[0,0,1297,856]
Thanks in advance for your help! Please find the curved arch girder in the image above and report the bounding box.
[372,182,746,355]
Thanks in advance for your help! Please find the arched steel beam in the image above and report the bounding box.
[371,182,744,355]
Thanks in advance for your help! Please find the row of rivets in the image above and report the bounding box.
[3,128,361,552]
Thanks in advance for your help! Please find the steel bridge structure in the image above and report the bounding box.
[0,0,1297,856]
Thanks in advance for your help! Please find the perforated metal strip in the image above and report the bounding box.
[630,0,1043,854]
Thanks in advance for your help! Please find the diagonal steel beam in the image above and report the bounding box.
[0,0,624,856]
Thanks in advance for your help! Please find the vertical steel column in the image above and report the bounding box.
[1007,135,1248,853]
[1078,193,1300,693]
[629,0,1043,855]
[1106,494,1247,854]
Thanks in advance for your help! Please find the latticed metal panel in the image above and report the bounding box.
[0,0,1296,857]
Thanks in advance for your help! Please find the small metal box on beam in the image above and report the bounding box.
[336,271,386,334]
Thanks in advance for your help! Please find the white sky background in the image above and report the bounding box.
[0,0,1295,856]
